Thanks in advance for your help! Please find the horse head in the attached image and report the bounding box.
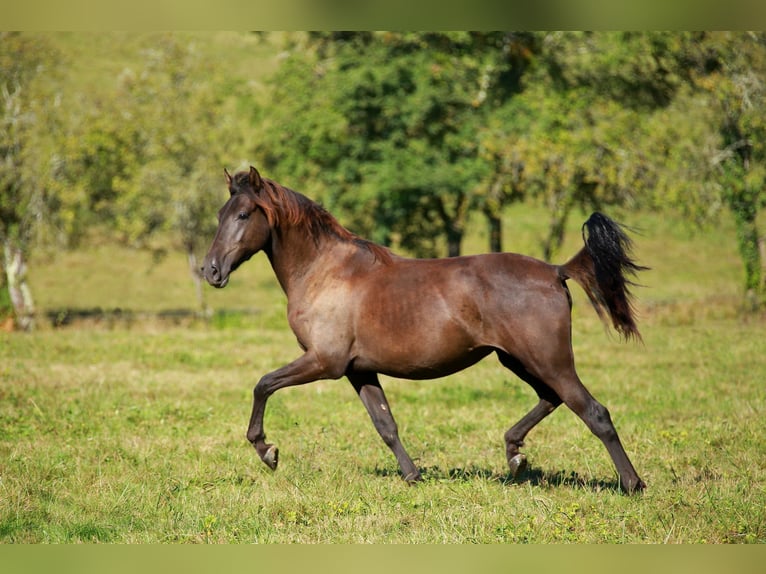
[202,166,271,288]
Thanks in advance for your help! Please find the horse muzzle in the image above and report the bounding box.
[202,258,230,288]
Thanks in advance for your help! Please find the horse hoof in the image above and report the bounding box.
[263,444,279,470]
[624,478,646,495]
[402,471,422,484]
[508,453,527,479]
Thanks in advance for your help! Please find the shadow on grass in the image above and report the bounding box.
[44,306,262,329]
[373,464,622,494]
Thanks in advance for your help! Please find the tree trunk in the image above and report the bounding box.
[446,226,463,258]
[434,192,467,258]
[187,250,209,319]
[484,173,507,253]
[542,194,574,262]
[740,219,761,311]
[486,211,503,253]
[3,241,35,331]
[759,232,766,303]
[728,190,762,311]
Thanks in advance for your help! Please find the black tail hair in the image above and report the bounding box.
[561,212,648,341]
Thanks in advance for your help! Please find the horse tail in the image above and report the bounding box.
[559,212,647,341]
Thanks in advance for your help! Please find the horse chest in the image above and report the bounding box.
[287,287,354,343]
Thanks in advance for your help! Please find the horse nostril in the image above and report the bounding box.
[202,259,220,282]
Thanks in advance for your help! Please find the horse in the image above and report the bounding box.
[202,166,647,494]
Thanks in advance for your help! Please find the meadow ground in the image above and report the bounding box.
[1,205,764,543]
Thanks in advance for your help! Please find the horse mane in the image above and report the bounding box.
[231,171,392,265]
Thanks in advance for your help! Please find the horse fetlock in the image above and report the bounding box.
[247,430,265,447]
[504,431,524,448]
[504,437,524,460]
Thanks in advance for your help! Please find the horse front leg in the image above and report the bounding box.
[246,351,330,471]
[348,371,421,483]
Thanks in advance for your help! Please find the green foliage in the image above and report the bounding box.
[258,32,535,256]
[66,35,244,252]
[37,33,261,313]
[537,32,694,109]
[478,32,696,259]
[0,33,60,247]
[651,32,766,306]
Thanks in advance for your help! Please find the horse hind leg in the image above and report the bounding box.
[497,351,563,478]
[500,348,644,494]
[505,398,561,477]
[555,378,645,494]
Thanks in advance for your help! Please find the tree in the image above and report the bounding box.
[0,33,61,330]
[700,32,766,309]
[259,32,534,257]
[56,35,249,314]
[114,37,241,312]
[482,32,688,261]
[646,32,766,309]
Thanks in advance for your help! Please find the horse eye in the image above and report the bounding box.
[237,211,249,220]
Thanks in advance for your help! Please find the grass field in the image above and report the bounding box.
[1,204,765,543]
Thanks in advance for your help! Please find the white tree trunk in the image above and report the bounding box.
[3,241,35,331]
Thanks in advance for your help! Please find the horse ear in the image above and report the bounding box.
[224,168,233,189]
[249,166,263,191]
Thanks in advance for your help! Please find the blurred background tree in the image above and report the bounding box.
[50,35,254,315]
[640,32,766,309]
[689,32,766,309]
[257,32,536,257]
[105,36,246,314]
[1,33,63,330]
[480,32,695,260]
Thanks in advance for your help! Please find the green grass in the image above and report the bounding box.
[2,205,765,543]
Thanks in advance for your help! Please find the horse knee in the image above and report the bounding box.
[382,433,399,449]
[254,378,271,401]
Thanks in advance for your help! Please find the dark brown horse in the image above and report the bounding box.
[202,166,647,494]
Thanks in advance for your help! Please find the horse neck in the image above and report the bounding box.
[264,225,338,296]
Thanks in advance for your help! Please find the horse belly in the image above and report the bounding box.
[351,290,492,379]
[353,340,493,380]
